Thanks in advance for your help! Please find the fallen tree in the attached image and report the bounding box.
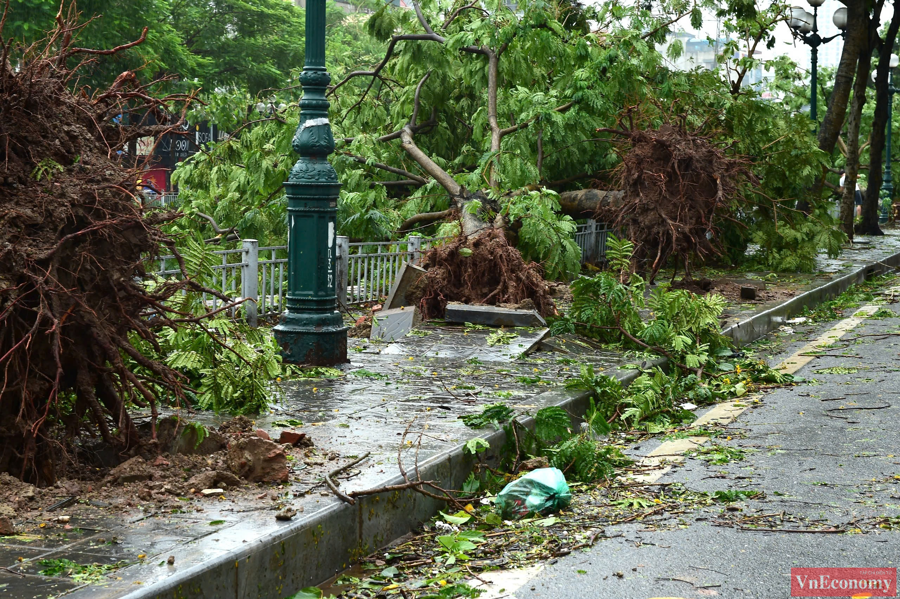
[170,0,838,277]
[0,9,224,484]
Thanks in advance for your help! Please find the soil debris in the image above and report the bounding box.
[226,437,290,483]
[671,278,795,305]
[219,416,255,435]
[418,230,555,320]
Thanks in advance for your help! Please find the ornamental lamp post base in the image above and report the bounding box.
[274,312,347,366]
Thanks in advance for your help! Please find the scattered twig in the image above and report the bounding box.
[825,404,890,412]
[326,452,372,505]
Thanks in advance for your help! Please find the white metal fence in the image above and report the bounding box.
[575,219,611,264]
[152,223,610,326]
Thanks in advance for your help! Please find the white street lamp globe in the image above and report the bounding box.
[833,7,848,30]
[806,0,825,7]
[789,6,807,29]
[798,10,814,33]
[891,54,899,68]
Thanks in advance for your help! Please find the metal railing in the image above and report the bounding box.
[575,219,611,264]
[151,224,610,327]
[143,192,180,209]
[343,237,452,304]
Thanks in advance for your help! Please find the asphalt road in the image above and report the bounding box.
[505,292,900,599]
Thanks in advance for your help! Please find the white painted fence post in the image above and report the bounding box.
[242,239,259,328]
[408,235,423,265]
[336,236,349,308]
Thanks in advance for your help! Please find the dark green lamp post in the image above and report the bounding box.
[274,0,348,365]
[788,2,847,125]
[880,54,900,224]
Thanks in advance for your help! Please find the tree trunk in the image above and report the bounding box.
[557,189,624,218]
[819,3,870,155]
[858,16,900,236]
[799,2,868,213]
[841,45,876,240]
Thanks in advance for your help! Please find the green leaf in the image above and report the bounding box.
[464,438,490,455]
[440,511,472,525]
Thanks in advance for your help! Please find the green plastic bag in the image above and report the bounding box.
[495,467,571,519]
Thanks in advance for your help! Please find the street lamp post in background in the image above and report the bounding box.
[788,1,847,124]
[879,54,900,224]
[273,0,348,365]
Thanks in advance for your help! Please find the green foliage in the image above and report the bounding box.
[544,436,629,483]
[31,158,64,182]
[435,530,484,565]
[534,406,571,444]
[691,444,746,465]
[504,190,581,279]
[746,206,845,272]
[168,0,842,275]
[463,438,490,455]
[5,0,310,94]
[182,422,208,449]
[560,236,730,368]
[460,404,514,429]
[37,558,127,584]
[799,277,887,322]
[713,489,761,503]
[133,316,289,414]
[486,330,518,346]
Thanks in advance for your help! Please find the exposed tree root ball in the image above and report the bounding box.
[0,22,207,484]
[596,123,756,282]
[417,229,555,320]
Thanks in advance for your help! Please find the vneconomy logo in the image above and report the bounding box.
[792,568,897,597]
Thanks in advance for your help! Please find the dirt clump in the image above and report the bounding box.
[108,456,154,485]
[417,230,555,320]
[671,278,795,305]
[226,437,290,483]
[219,416,255,435]
[155,416,228,455]
[349,315,373,338]
[278,431,313,447]
[0,516,16,535]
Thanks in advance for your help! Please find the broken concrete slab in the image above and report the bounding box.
[445,304,547,328]
[371,306,421,342]
[385,262,427,310]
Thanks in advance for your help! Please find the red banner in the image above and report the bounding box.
[791,568,897,597]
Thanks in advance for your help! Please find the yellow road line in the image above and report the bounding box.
[776,305,879,375]
[630,305,880,483]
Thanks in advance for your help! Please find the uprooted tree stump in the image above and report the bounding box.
[417,229,555,320]
[595,123,756,282]
[0,16,219,484]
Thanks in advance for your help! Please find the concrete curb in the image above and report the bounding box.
[118,247,900,599]
[724,248,900,345]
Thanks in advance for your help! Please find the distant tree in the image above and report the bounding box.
[2,0,308,94]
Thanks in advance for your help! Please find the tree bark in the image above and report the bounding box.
[799,2,869,213]
[841,43,876,240]
[818,3,870,156]
[557,189,624,218]
[858,15,900,236]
